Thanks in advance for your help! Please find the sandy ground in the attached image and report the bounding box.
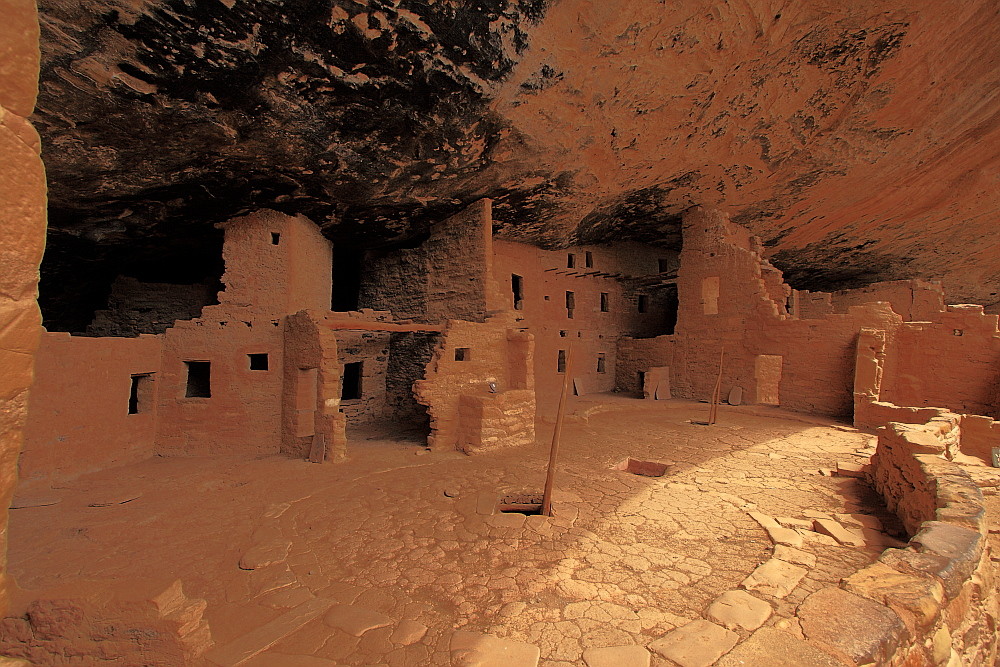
[8,398,916,665]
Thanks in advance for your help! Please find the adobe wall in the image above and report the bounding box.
[830,279,945,321]
[414,316,535,453]
[282,311,346,461]
[385,332,438,424]
[156,211,333,457]
[492,238,677,413]
[0,0,45,616]
[20,333,162,488]
[86,276,217,337]
[884,305,1000,418]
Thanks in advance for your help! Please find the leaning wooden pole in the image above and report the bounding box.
[708,348,725,425]
[542,346,574,516]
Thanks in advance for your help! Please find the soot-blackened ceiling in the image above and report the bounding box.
[34,0,1000,331]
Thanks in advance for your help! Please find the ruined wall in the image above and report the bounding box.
[335,330,390,424]
[493,238,676,413]
[282,311,345,461]
[86,276,217,337]
[884,305,1000,418]
[20,333,162,488]
[385,332,438,424]
[414,317,535,453]
[359,200,492,323]
[831,279,945,322]
[0,0,45,616]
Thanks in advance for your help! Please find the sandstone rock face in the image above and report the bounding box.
[32,0,1000,329]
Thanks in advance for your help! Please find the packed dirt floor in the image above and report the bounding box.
[9,397,967,666]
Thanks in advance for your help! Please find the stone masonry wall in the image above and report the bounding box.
[0,0,45,616]
[86,276,218,337]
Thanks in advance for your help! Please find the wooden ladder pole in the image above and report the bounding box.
[709,347,725,425]
[542,346,574,516]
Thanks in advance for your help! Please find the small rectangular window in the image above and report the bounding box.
[600,292,610,312]
[567,253,576,268]
[585,251,593,268]
[128,373,153,414]
[454,347,470,361]
[637,295,648,313]
[342,361,362,400]
[566,291,575,319]
[559,330,567,338]
[184,361,211,398]
[557,350,566,373]
[248,353,269,370]
[597,353,606,373]
[511,274,524,310]
[658,258,669,273]
[271,232,281,245]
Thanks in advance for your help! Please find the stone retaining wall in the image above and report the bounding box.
[790,417,998,666]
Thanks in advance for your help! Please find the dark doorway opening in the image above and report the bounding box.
[342,361,363,400]
[664,285,678,334]
[332,246,363,312]
[184,361,211,398]
[511,274,524,310]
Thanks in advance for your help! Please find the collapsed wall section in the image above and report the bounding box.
[86,277,218,337]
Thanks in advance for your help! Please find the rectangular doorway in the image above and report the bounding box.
[342,361,363,400]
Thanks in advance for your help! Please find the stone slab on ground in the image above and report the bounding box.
[649,619,738,667]
[716,627,841,667]
[740,559,807,598]
[582,645,650,667]
[706,589,772,632]
[748,511,802,546]
[205,597,335,666]
[798,587,908,665]
[812,518,865,547]
[772,544,816,568]
[323,604,393,637]
[245,653,341,667]
[450,630,540,667]
[390,619,428,646]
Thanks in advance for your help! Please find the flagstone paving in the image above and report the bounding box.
[9,398,928,665]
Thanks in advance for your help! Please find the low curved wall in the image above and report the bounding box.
[789,417,998,666]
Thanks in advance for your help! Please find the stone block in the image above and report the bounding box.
[911,522,983,592]
[582,645,650,667]
[741,559,807,598]
[843,562,945,630]
[798,587,908,665]
[450,630,540,667]
[812,518,865,547]
[716,627,841,667]
[706,590,772,631]
[649,620,738,667]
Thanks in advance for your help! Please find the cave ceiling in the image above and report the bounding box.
[33,0,1000,328]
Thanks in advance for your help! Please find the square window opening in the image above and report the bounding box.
[342,362,363,400]
[567,253,576,268]
[658,258,669,273]
[600,292,610,312]
[184,361,211,398]
[271,232,281,245]
[597,353,606,373]
[248,353,269,371]
[455,347,470,362]
[585,251,593,268]
[637,295,648,313]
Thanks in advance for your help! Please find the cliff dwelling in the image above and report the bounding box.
[2,1,1000,666]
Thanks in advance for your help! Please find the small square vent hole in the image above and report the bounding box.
[497,493,544,515]
[614,457,668,477]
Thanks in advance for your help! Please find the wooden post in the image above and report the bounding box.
[542,346,574,516]
[708,348,725,425]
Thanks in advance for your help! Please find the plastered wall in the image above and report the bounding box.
[21,333,162,488]
[0,0,44,616]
